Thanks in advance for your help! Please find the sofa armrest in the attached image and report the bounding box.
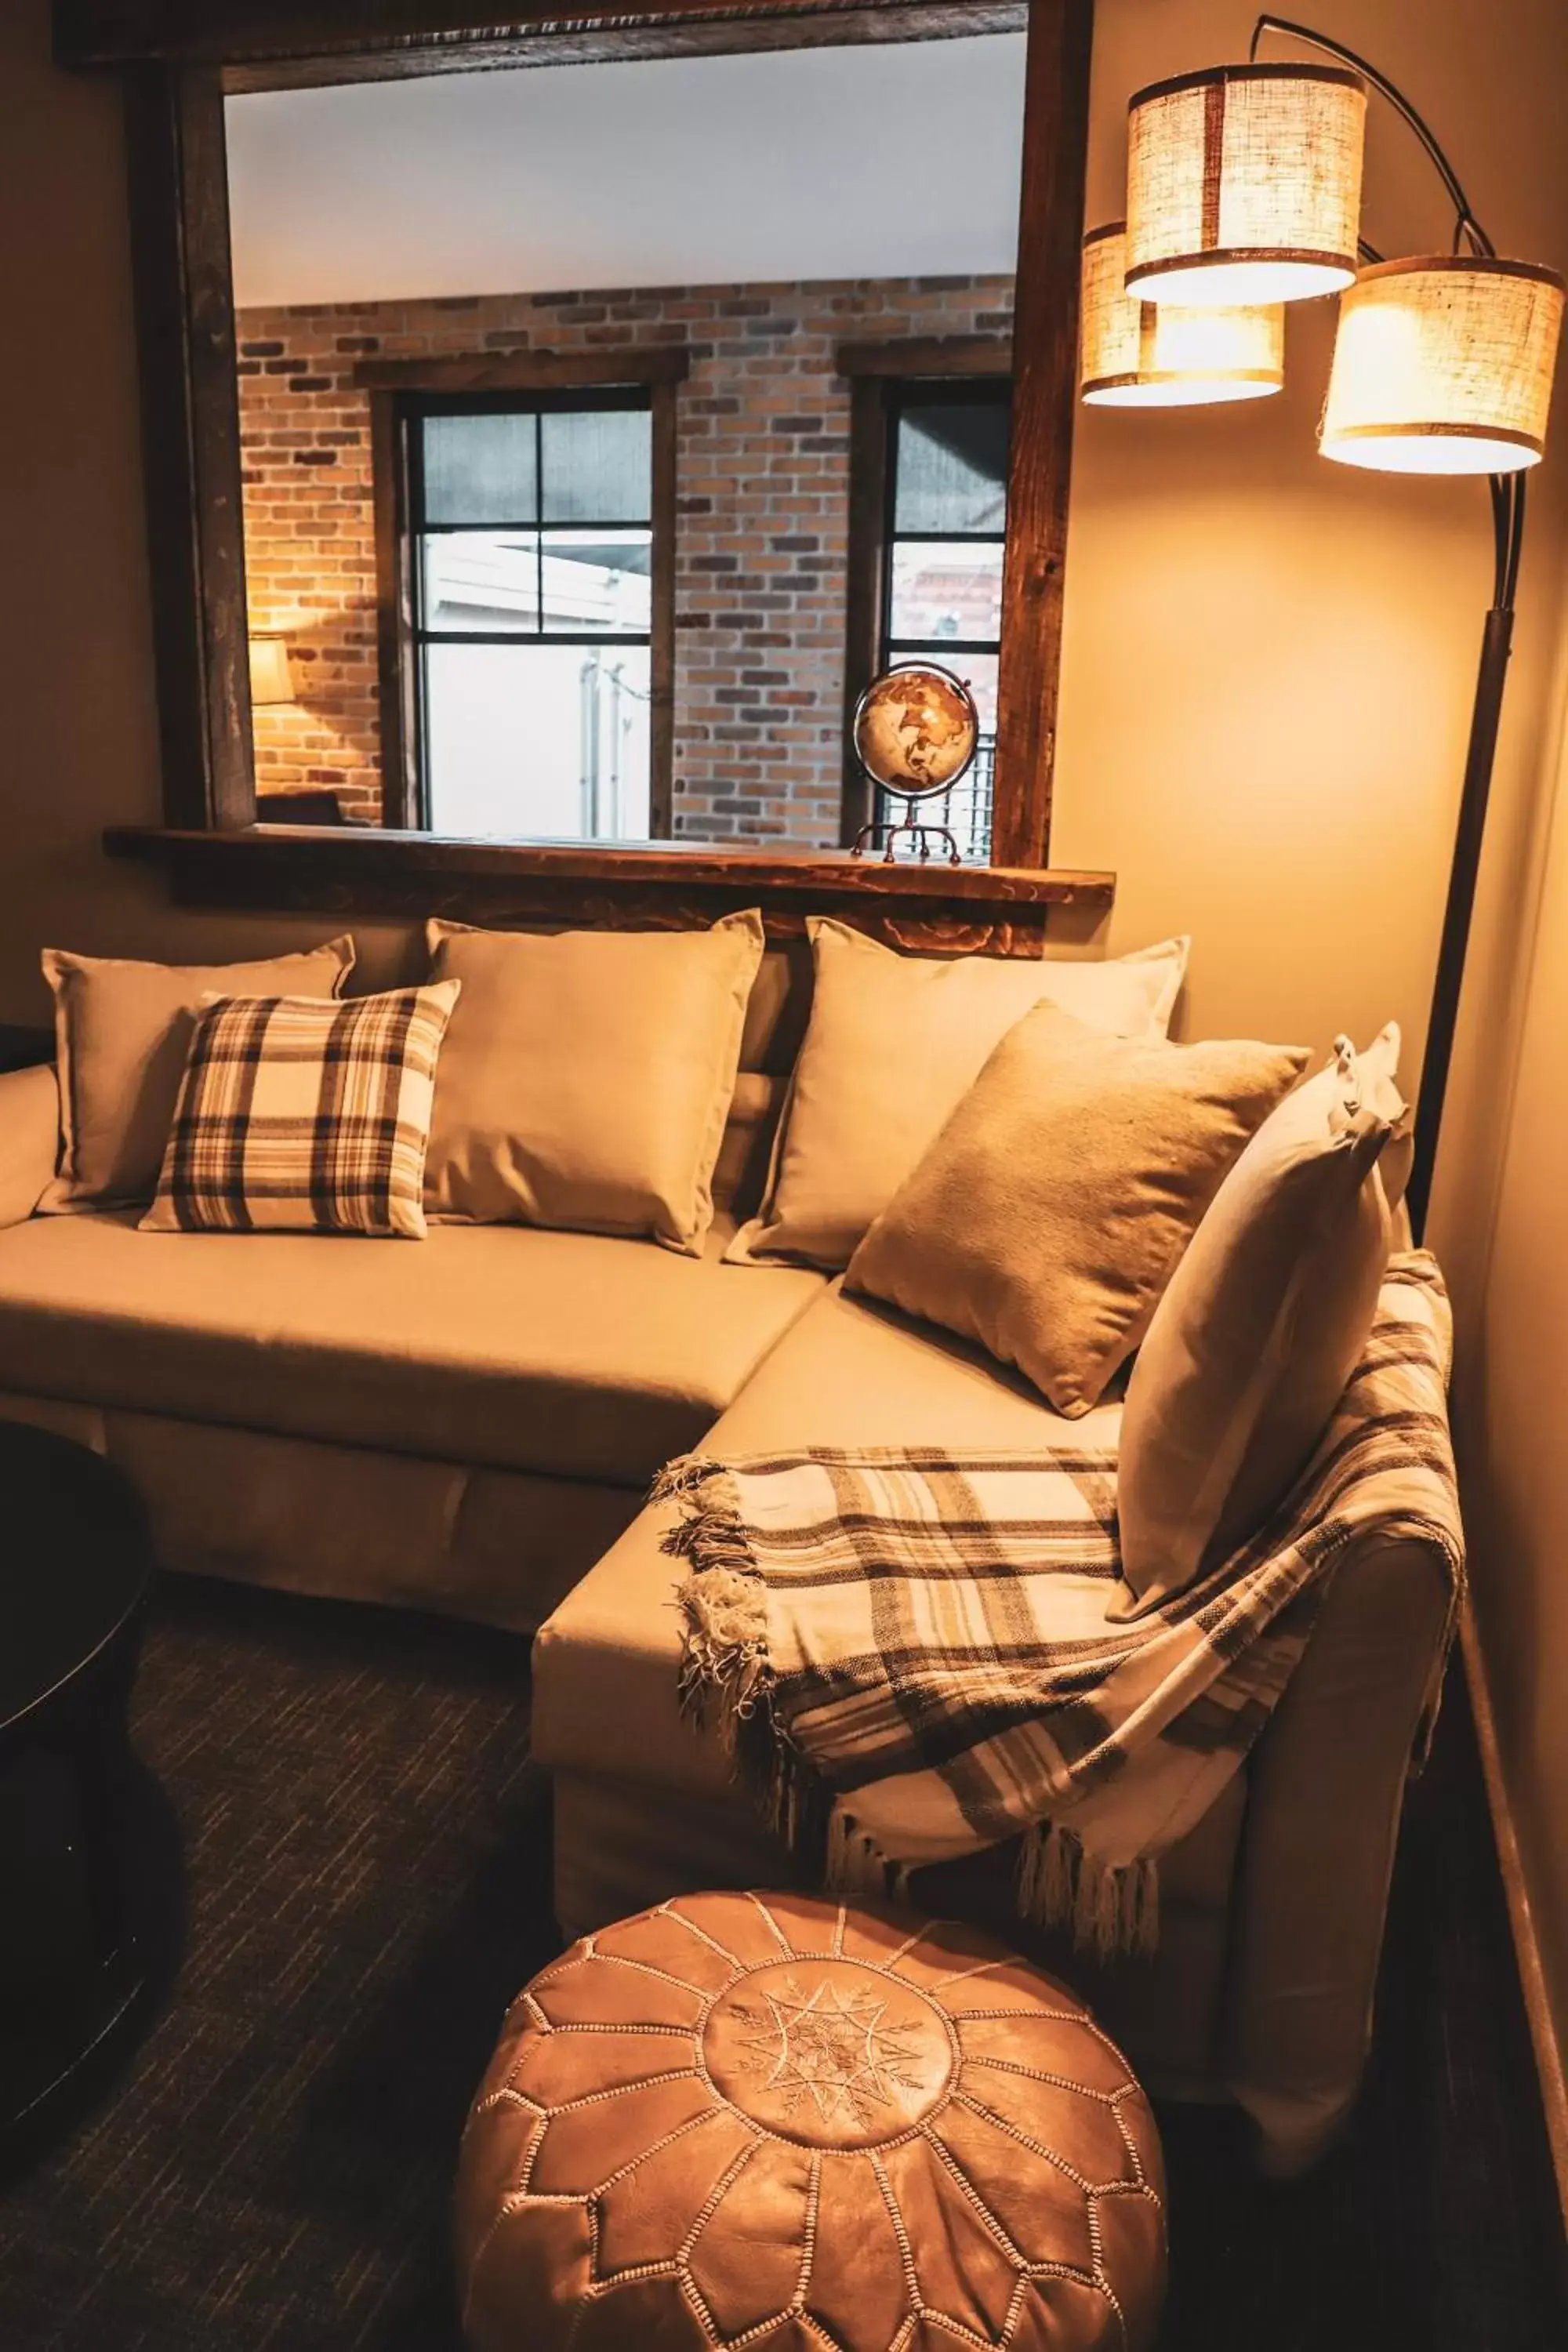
[1223,1526,1453,2174]
[0,1062,60,1226]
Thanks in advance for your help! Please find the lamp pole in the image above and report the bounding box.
[1250,16,1526,1240]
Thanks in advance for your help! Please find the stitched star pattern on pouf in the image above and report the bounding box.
[728,1975,927,2128]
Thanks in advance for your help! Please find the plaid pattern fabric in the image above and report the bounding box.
[663,1254,1464,1953]
[142,982,460,1240]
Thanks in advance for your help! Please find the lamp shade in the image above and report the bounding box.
[1320,256,1566,474]
[1081,225,1285,407]
[249,634,296,705]
[1126,64,1367,308]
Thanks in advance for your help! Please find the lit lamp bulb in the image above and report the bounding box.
[1080,225,1284,407]
[1126,64,1367,308]
[1320,256,1566,474]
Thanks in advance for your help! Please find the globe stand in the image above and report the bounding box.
[848,662,979,870]
[851,797,962,866]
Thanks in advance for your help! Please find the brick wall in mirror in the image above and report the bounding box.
[229,35,1023,858]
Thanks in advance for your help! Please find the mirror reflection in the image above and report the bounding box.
[227,35,1024,854]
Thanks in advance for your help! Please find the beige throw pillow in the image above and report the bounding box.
[40,936,356,1213]
[1115,1025,1407,1617]
[727,920,1191,1271]
[846,1004,1308,1417]
[423,912,764,1253]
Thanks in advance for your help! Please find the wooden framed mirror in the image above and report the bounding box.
[55,0,1111,950]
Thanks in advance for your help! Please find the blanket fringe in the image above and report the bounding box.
[650,1453,729,1506]
[663,1484,847,1889]
[1018,1822,1160,1961]
[660,1457,771,1736]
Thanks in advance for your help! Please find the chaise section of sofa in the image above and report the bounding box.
[532,1276,1454,2176]
[0,1062,824,1628]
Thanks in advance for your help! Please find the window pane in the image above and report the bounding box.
[422,532,540,633]
[889,540,1004,644]
[540,407,651,522]
[422,412,538,525]
[423,641,652,840]
[541,530,652,635]
[894,401,1010,534]
[878,652,998,866]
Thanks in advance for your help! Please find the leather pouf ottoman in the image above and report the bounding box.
[456,1890,1165,2351]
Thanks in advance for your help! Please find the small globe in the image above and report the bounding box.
[852,663,979,800]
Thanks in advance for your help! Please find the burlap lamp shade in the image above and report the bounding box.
[1081,225,1285,407]
[1126,64,1367,308]
[1320,256,1566,474]
[249,634,296,705]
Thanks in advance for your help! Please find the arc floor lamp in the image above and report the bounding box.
[1080,14,1566,1239]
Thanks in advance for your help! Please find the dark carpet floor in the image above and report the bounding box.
[0,1571,1563,2350]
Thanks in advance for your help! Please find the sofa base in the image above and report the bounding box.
[0,1390,639,1634]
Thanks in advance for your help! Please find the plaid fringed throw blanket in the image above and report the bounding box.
[659,1254,1464,1957]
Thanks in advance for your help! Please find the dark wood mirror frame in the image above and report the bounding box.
[56,0,1113,954]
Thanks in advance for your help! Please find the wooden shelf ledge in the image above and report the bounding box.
[105,826,1115,956]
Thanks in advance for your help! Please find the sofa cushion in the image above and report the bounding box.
[846,1005,1308,1416]
[726,923,1192,1271]
[0,1213,822,1486]
[143,981,460,1240]
[423,912,763,1252]
[1116,1025,1404,1617]
[533,1282,1122,1796]
[40,935,356,1214]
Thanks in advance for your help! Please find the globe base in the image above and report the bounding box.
[851,813,963,866]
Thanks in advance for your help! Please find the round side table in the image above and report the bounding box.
[0,1421,157,2149]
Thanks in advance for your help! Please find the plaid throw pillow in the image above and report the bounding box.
[141,982,460,1240]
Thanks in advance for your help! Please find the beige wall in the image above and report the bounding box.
[1436,567,1568,2193]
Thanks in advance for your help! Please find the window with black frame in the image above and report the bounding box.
[401,389,658,839]
[879,380,1011,862]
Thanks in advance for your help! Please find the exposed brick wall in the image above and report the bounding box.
[238,274,1013,840]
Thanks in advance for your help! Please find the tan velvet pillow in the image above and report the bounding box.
[40,936,356,1213]
[1115,1025,1407,1617]
[846,1003,1308,1417]
[423,912,764,1253]
[727,920,1191,1272]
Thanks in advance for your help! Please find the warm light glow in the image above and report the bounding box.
[249,634,296,705]
[1137,257,1349,308]
[1126,64,1367,310]
[1321,256,1566,474]
[1080,226,1284,408]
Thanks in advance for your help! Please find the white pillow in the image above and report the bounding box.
[1115,1025,1407,1618]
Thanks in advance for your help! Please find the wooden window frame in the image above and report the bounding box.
[362,350,684,833]
[839,336,1011,848]
[62,0,1113,948]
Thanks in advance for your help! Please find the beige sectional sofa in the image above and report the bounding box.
[0,953,1453,2176]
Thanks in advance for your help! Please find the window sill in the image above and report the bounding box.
[104,826,1115,955]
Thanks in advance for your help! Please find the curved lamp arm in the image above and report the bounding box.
[1251,14,1493,256]
[1247,13,1530,1236]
